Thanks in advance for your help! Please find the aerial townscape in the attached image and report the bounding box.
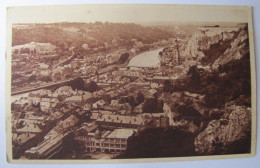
[11,22,251,159]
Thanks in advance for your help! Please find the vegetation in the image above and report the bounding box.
[163,52,250,108]
[69,77,98,93]
[117,127,196,158]
[117,52,129,64]
[142,98,163,113]
[200,38,233,65]
[12,22,174,49]
[84,81,99,93]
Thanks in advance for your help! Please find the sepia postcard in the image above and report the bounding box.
[5,4,256,164]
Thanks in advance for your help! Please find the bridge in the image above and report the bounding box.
[11,78,75,96]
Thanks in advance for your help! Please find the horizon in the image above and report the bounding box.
[7,4,249,24]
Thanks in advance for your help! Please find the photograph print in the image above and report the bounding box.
[6,4,256,163]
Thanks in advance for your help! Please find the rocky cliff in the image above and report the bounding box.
[184,25,248,67]
[212,26,249,69]
[194,103,251,155]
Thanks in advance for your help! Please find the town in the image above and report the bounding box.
[11,22,251,159]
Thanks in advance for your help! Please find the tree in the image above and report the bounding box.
[128,96,136,108]
[163,80,173,93]
[142,98,158,113]
[156,99,164,113]
[69,77,86,91]
[20,47,30,54]
[119,127,196,158]
[176,105,201,117]
[28,75,36,82]
[102,94,111,104]
[118,53,129,64]
[187,66,202,91]
[136,91,144,105]
[84,81,98,93]
[40,76,52,82]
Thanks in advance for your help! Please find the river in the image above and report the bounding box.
[128,48,163,67]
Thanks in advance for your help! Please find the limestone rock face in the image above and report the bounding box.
[194,104,251,155]
[212,28,249,69]
[185,27,238,61]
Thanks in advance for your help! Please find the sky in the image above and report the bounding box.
[7,4,251,24]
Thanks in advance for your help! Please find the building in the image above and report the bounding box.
[24,132,69,159]
[111,99,120,107]
[28,93,41,105]
[12,42,56,55]
[83,103,92,111]
[83,92,93,100]
[40,98,59,112]
[133,103,144,114]
[13,133,37,145]
[75,128,136,153]
[16,123,42,134]
[92,114,153,128]
[93,100,106,109]
[38,63,49,69]
[64,96,83,104]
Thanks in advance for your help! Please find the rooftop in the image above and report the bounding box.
[106,129,136,139]
[95,114,152,126]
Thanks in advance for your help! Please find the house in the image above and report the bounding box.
[93,90,105,98]
[119,103,132,115]
[14,97,29,106]
[64,96,83,104]
[38,63,49,69]
[54,86,73,97]
[133,103,144,114]
[51,111,64,120]
[61,115,79,128]
[93,100,106,109]
[95,114,153,128]
[147,88,158,97]
[83,103,92,111]
[16,123,42,134]
[52,115,79,132]
[106,91,119,98]
[75,122,99,137]
[40,69,51,76]
[40,98,59,112]
[28,93,41,105]
[83,92,93,100]
[153,116,170,128]
[150,82,159,89]
[111,99,120,107]
[13,133,36,145]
